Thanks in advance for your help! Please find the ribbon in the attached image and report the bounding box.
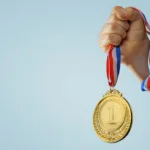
[106,7,150,91]
[106,45,120,87]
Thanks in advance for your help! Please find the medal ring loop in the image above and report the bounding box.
[110,86,114,93]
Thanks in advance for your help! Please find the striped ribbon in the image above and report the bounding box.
[106,7,150,91]
[106,45,120,87]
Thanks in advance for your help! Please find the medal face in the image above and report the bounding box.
[93,89,132,143]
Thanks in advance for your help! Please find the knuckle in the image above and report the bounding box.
[112,6,124,12]
[107,34,113,41]
[112,6,122,11]
[107,34,121,45]
[106,34,121,46]
[109,23,117,30]
[119,29,126,38]
[115,36,121,45]
[108,14,118,22]
[108,15,129,31]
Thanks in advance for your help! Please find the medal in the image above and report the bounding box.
[93,45,132,143]
[93,7,150,143]
[93,89,132,143]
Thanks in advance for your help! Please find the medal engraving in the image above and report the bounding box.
[108,105,116,124]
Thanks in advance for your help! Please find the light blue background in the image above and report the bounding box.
[0,0,150,150]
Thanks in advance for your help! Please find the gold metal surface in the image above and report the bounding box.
[93,89,132,143]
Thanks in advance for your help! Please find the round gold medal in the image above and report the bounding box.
[93,89,132,143]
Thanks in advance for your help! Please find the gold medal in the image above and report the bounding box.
[93,89,132,143]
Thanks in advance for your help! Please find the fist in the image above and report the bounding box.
[98,6,149,65]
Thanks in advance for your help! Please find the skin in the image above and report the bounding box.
[98,6,150,82]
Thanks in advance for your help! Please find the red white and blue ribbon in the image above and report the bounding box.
[106,7,150,91]
[106,45,120,87]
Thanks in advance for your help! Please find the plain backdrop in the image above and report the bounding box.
[0,0,150,150]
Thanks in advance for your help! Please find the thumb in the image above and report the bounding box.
[112,6,142,22]
[113,6,145,31]
[124,7,142,22]
[124,7,145,31]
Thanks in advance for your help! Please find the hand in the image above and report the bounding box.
[98,6,150,81]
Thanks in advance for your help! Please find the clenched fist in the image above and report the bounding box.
[98,6,150,81]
